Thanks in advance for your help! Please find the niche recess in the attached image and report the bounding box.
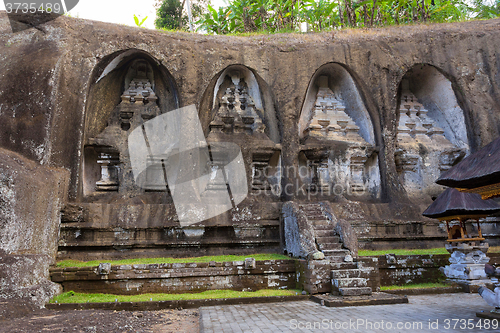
[82,49,179,199]
[395,64,469,199]
[199,65,281,195]
[298,63,380,200]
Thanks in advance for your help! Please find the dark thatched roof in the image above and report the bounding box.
[437,137,500,189]
[423,188,500,219]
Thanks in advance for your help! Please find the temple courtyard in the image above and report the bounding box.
[0,293,495,332]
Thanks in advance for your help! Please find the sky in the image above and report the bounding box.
[0,0,227,30]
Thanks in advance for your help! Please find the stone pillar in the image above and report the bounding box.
[350,149,368,193]
[95,149,120,191]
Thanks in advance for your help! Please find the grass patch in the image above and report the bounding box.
[56,253,291,268]
[50,289,302,304]
[381,283,450,291]
[359,248,449,256]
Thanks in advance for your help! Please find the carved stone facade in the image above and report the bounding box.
[209,77,265,136]
[208,68,281,195]
[395,80,466,198]
[84,59,166,196]
[300,75,379,198]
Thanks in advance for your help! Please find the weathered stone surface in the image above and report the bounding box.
[1,13,499,202]
[50,260,296,295]
[0,149,68,308]
[0,148,69,258]
[0,250,62,309]
[282,202,318,258]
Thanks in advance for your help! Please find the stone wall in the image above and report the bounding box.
[50,259,296,294]
[0,148,69,308]
[377,253,500,286]
[1,14,499,202]
[2,13,500,259]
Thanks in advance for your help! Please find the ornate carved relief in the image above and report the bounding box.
[301,75,379,198]
[396,80,466,196]
[209,76,266,136]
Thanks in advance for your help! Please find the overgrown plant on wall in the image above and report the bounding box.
[196,0,500,34]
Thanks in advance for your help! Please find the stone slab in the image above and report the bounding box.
[311,292,408,307]
[46,295,310,311]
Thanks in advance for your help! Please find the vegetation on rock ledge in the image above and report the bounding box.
[50,289,302,304]
[56,253,291,268]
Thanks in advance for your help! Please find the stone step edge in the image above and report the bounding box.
[46,295,310,311]
[310,293,408,308]
[383,286,463,295]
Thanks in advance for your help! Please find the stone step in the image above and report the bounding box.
[316,236,340,244]
[314,229,336,237]
[330,262,359,270]
[306,214,327,220]
[331,269,368,280]
[324,256,347,263]
[322,249,350,257]
[338,287,373,296]
[299,204,322,211]
[318,242,343,251]
[311,219,331,226]
[333,277,367,289]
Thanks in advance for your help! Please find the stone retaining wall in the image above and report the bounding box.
[377,253,500,286]
[50,259,296,295]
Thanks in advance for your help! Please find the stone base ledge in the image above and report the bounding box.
[311,292,408,307]
[46,295,310,311]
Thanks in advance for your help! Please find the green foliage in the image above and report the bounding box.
[50,289,301,304]
[196,0,500,35]
[155,0,210,30]
[134,14,149,27]
[155,0,186,30]
[56,253,291,268]
[381,282,450,290]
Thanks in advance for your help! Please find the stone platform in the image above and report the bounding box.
[50,259,296,295]
[311,292,408,307]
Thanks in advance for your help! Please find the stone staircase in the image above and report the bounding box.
[299,203,372,296]
[330,262,372,296]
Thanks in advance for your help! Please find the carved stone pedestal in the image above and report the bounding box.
[442,243,490,280]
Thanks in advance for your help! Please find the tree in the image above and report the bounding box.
[155,0,185,30]
[195,0,493,35]
[155,0,210,30]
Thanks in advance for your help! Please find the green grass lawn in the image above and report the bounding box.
[380,283,450,291]
[50,289,302,304]
[56,253,291,268]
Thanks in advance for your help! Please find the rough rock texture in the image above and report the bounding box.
[0,148,68,308]
[321,202,358,257]
[0,148,69,258]
[0,250,62,309]
[1,13,499,203]
[282,201,318,258]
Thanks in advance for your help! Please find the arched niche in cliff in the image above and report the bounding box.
[199,65,280,144]
[395,64,470,200]
[298,63,381,201]
[81,49,180,199]
[198,65,281,197]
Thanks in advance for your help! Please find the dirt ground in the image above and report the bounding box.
[0,306,199,333]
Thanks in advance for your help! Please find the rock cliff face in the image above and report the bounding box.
[0,148,68,308]
[0,12,500,289]
[1,13,499,203]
